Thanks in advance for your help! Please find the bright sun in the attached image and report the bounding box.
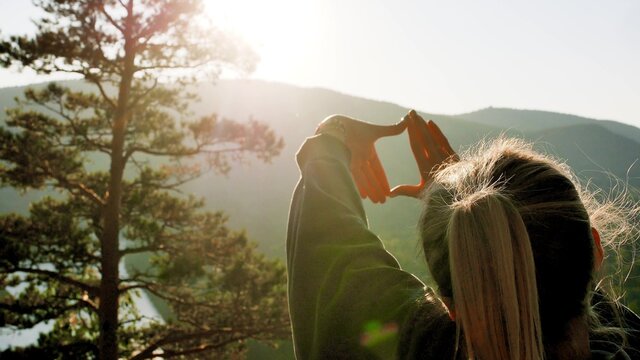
[204,1,307,59]
[203,0,322,80]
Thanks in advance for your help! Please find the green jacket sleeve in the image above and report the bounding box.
[286,134,426,359]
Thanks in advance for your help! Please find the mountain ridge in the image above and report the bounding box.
[3,78,637,142]
[1,79,638,261]
[455,106,640,143]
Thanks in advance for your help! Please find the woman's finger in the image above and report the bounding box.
[363,164,385,203]
[407,109,422,121]
[369,149,390,195]
[427,121,457,158]
[409,111,442,162]
[407,116,431,176]
[369,116,408,140]
[415,118,441,164]
[351,165,369,199]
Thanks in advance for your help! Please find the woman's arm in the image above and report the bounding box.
[286,116,426,359]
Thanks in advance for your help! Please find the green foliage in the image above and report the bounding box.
[0,0,288,358]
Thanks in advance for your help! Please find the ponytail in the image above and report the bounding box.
[448,190,544,360]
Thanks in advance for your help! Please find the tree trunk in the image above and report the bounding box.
[98,2,136,358]
[99,137,126,360]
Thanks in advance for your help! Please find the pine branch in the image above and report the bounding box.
[129,330,253,360]
[0,301,97,329]
[98,2,125,35]
[118,244,164,257]
[0,298,94,314]
[117,283,150,293]
[6,267,99,296]
[86,75,117,109]
[40,162,106,206]
[124,144,247,159]
[128,78,158,110]
[34,100,112,155]
[124,173,201,192]
[122,280,226,312]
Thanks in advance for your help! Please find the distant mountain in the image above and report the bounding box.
[174,80,514,262]
[456,107,640,144]
[190,82,640,283]
[531,123,640,186]
[1,79,639,264]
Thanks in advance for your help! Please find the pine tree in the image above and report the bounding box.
[0,1,289,358]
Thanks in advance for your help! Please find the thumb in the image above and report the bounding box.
[370,117,408,139]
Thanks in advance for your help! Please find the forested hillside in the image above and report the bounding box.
[2,79,639,275]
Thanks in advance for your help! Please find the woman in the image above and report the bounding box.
[286,110,640,359]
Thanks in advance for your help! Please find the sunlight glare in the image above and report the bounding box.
[203,0,317,79]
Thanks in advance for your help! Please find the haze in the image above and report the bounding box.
[1,0,638,129]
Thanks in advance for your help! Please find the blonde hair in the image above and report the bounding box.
[420,137,639,359]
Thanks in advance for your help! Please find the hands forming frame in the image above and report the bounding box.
[315,110,458,203]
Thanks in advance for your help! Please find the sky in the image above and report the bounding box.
[0,0,639,129]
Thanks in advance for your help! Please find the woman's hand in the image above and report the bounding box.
[316,115,407,204]
[390,110,457,198]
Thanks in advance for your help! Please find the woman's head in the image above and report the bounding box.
[420,137,598,359]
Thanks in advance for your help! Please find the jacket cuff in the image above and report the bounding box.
[296,134,351,171]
